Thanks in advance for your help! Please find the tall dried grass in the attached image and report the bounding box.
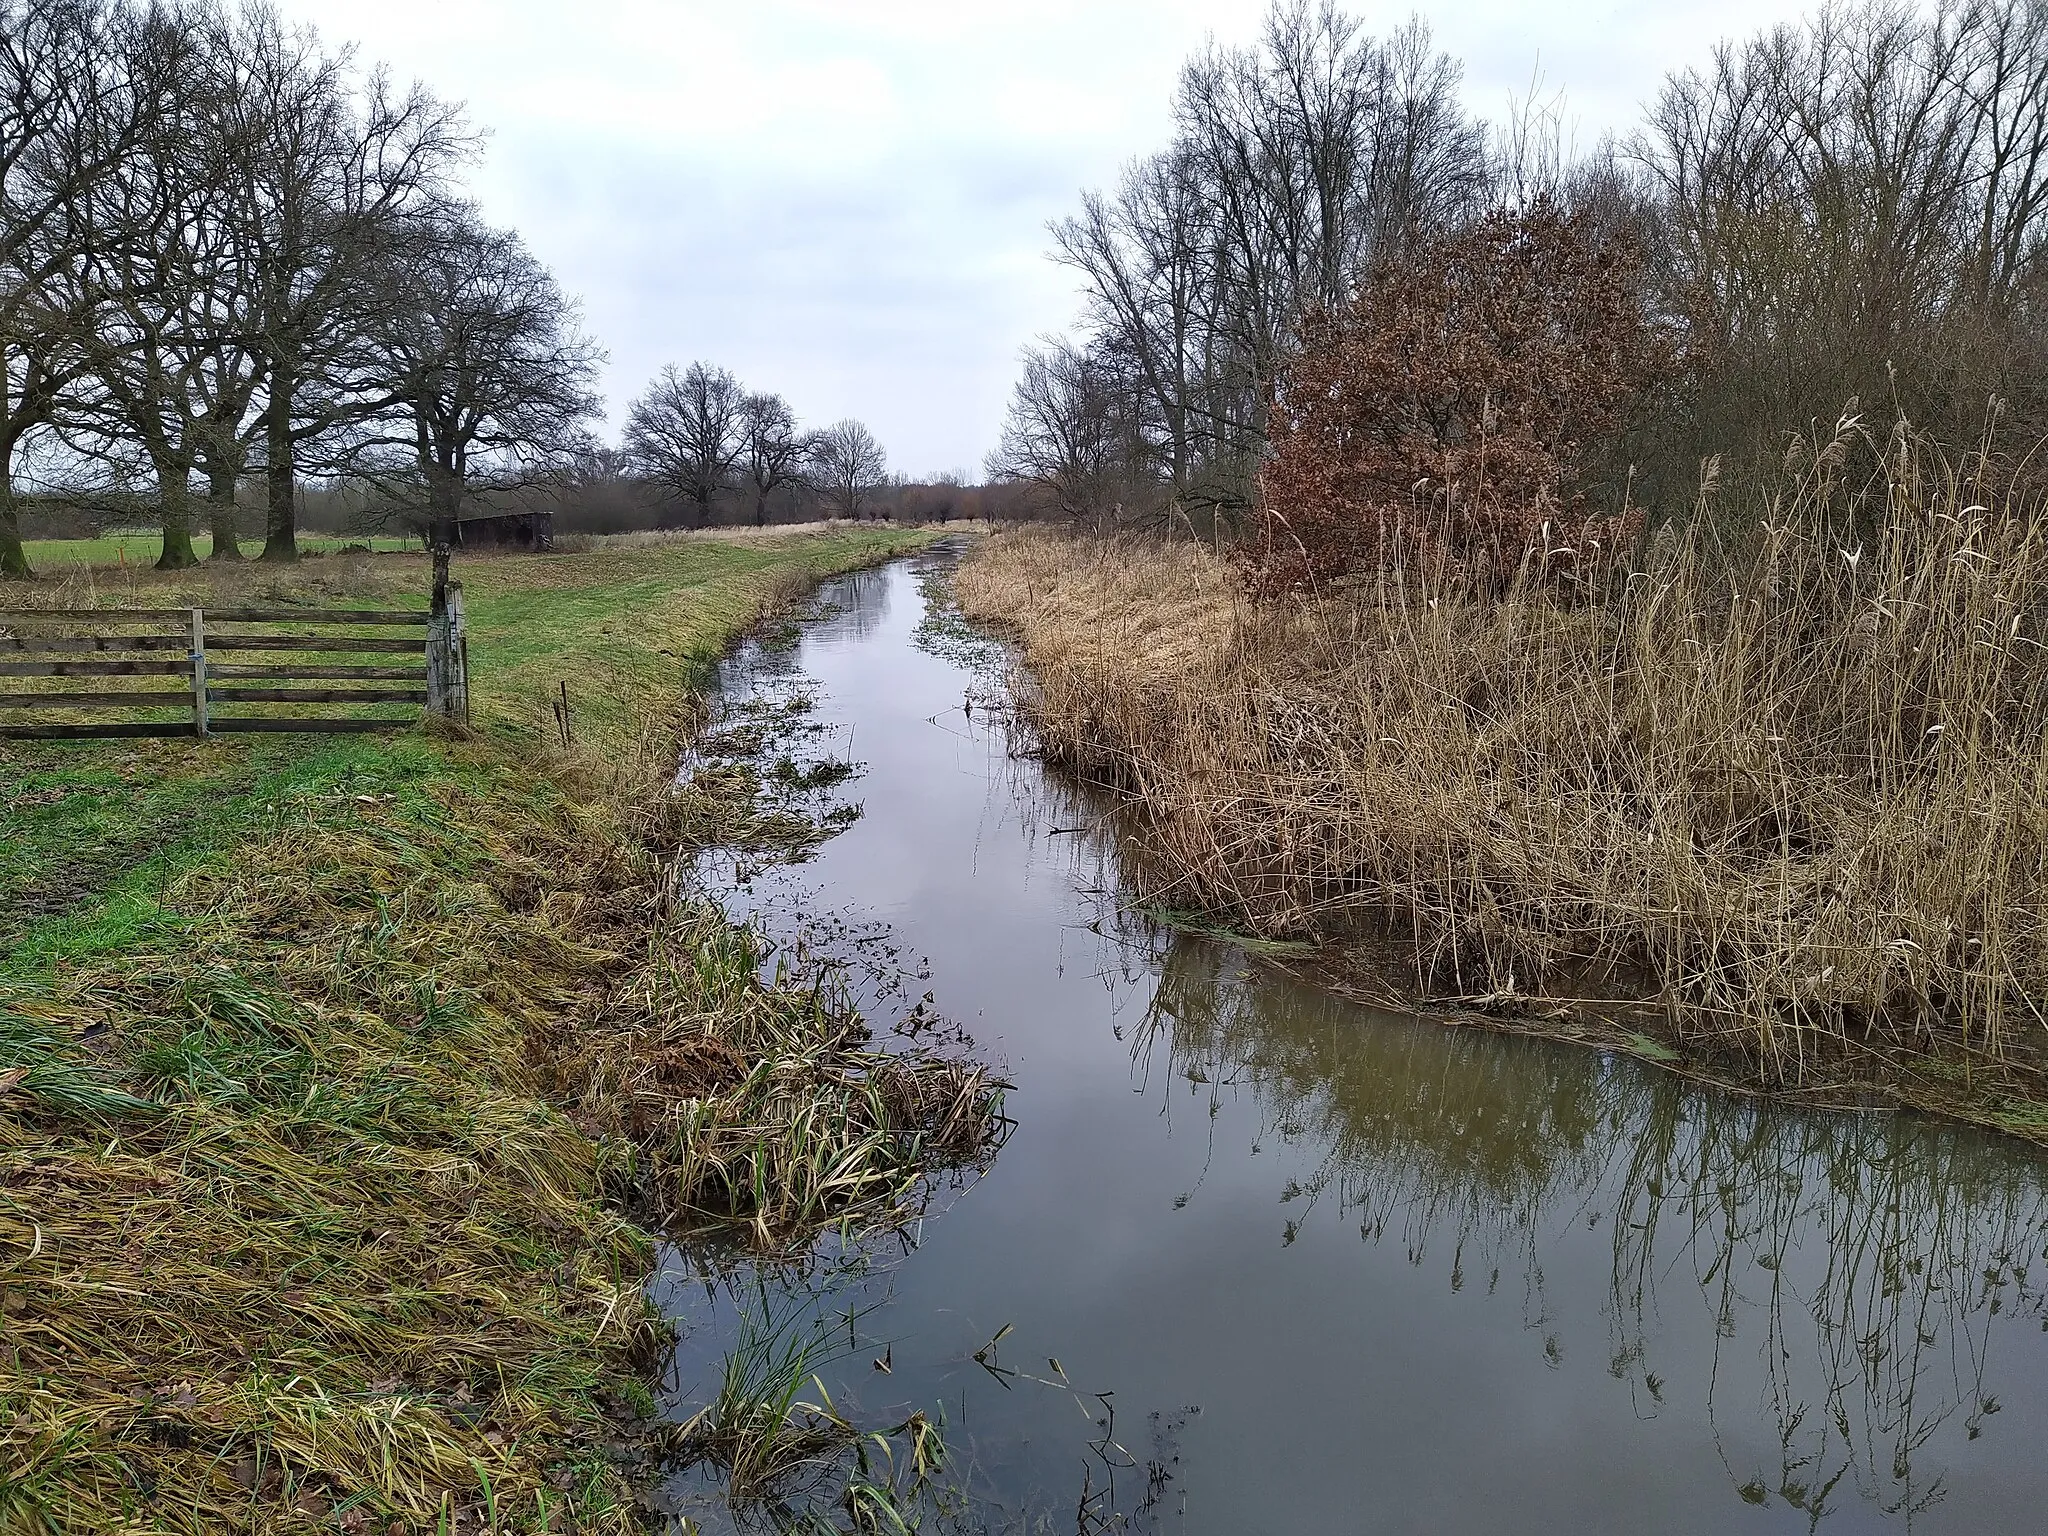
[958,432,2048,1087]
[0,778,669,1535]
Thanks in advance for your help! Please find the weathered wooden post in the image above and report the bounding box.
[423,548,456,724]
[426,622,448,719]
[447,580,469,725]
[189,608,208,738]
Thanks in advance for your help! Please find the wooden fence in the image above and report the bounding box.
[0,590,468,742]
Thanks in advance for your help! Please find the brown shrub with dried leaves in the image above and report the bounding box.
[1252,202,1662,594]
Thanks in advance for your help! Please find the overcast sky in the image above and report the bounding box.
[272,1,1794,479]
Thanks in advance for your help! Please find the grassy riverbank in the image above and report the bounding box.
[0,527,994,1533]
[957,507,2048,1138]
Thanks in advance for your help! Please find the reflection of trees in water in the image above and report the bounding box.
[719,567,897,699]
[1131,932,2048,1529]
[804,567,892,646]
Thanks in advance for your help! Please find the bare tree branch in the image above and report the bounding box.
[807,417,888,521]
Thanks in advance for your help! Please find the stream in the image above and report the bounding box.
[654,544,2048,1534]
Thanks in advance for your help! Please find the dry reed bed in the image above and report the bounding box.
[957,466,2048,1096]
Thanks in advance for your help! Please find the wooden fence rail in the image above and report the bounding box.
[0,591,467,742]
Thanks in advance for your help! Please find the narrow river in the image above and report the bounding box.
[657,545,2048,1534]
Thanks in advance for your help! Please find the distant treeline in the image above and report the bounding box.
[306,471,1037,538]
[596,359,1035,532]
[8,475,1040,542]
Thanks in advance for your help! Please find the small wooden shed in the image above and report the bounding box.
[456,509,554,552]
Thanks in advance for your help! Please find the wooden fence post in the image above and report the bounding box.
[426,611,450,719]
[189,608,208,738]
[447,581,469,724]
[424,546,467,725]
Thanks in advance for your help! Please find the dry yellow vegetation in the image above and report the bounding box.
[958,445,2048,1125]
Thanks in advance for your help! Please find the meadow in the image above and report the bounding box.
[19,531,417,569]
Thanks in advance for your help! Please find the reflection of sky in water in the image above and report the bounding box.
[665,548,2048,1535]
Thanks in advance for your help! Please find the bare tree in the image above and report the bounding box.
[808,418,888,521]
[235,4,471,563]
[183,3,290,560]
[987,339,1149,527]
[1043,4,1485,525]
[0,0,148,578]
[1629,0,2048,492]
[1051,152,1219,515]
[738,390,803,526]
[69,2,264,570]
[362,203,602,562]
[621,361,743,528]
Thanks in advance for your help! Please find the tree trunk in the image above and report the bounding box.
[754,487,768,526]
[431,541,451,617]
[205,458,243,560]
[422,451,464,546]
[0,474,31,579]
[426,460,463,613]
[0,365,31,578]
[261,370,297,562]
[155,462,199,571]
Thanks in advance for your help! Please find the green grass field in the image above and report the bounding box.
[1,528,936,968]
[21,531,416,568]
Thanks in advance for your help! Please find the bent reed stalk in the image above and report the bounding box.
[668,1289,950,1526]
[959,430,2048,1095]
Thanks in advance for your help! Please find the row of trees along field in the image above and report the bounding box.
[0,1,942,581]
[991,0,2048,576]
[0,0,611,577]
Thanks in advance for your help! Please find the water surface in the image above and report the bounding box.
[661,548,2048,1534]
